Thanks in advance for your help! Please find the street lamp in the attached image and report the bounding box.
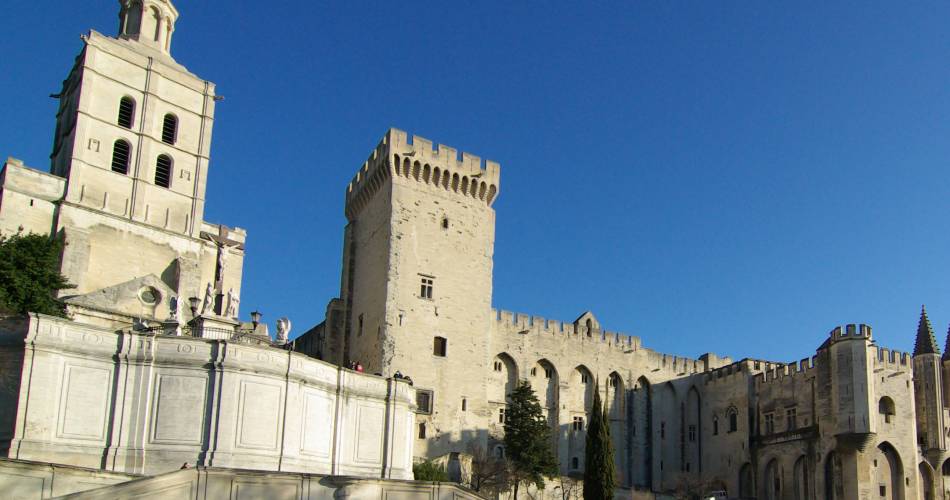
[250,310,262,328]
[188,296,200,316]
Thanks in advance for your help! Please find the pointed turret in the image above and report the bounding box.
[914,305,940,356]
[943,324,950,361]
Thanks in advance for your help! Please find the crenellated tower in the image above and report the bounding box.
[912,306,946,455]
[333,128,500,456]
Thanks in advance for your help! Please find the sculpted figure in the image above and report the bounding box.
[225,288,239,318]
[201,282,214,314]
[276,317,292,344]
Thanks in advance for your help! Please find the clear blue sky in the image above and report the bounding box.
[3,2,949,362]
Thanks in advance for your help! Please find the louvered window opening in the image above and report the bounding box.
[155,154,172,188]
[111,140,130,174]
[118,97,135,129]
[161,114,177,144]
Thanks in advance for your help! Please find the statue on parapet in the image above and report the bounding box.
[201,282,214,315]
[276,317,292,344]
[225,288,239,318]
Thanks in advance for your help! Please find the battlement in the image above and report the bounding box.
[493,308,640,349]
[704,359,765,385]
[344,128,501,220]
[754,356,820,387]
[873,346,910,368]
[491,308,724,376]
[828,323,873,344]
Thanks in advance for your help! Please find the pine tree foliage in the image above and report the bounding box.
[0,232,72,317]
[504,380,558,495]
[583,382,616,500]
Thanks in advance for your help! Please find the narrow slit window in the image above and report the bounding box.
[154,154,172,188]
[111,140,131,174]
[433,336,447,357]
[161,113,178,144]
[118,97,135,129]
[418,422,426,439]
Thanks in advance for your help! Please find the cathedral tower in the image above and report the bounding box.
[336,129,500,456]
[1,0,244,327]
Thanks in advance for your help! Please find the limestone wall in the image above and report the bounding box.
[0,459,139,499]
[49,466,483,500]
[1,314,415,480]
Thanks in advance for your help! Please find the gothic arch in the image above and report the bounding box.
[531,359,559,413]
[685,386,701,475]
[571,365,594,411]
[432,166,441,185]
[422,164,431,183]
[792,455,812,500]
[490,353,518,403]
[655,381,678,487]
[874,441,903,500]
[920,461,935,500]
[824,451,843,500]
[606,371,624,418]
[764,458,781,500]
[632,376,653,488]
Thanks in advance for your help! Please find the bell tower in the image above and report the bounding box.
[12,0,247,325]
[118,0,179,54]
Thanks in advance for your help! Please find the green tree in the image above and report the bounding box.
[413,459,449,481]
[504,380,558,498]
[0,232,71,317]
[583,381,616,500]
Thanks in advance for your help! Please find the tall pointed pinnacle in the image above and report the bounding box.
[943,324,950,360]
[914,305,940,356]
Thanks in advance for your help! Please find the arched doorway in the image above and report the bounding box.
[793,455,811,500]
[872,442,903,500]
[920,461,935,500]
[764,458,781,500]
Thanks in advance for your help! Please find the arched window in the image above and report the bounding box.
[727,407,739,432]
[118,97,135,129]
[879,396,896,423]
[124,1,142,36]
[154,154,172,188]
[161,114,178,144]
[111,140,131,174]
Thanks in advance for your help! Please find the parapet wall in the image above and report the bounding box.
[345,128,501,220]
[2,313,416,479]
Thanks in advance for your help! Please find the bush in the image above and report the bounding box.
[0,232,72,317]
[413,459,449,482]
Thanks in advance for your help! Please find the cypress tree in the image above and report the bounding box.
[504,380,558,498]
[584,381,616,500]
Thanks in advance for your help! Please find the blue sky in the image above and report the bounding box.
[2,2,949,362]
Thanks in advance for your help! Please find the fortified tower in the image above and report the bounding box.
[336,129,500,456]
[0,0,244,328]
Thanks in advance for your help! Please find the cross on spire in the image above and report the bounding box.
[914,305,940,356]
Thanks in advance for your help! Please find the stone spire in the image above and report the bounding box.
[943,324,950,360]
[117,0,179,55]
[914,305,940,356]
